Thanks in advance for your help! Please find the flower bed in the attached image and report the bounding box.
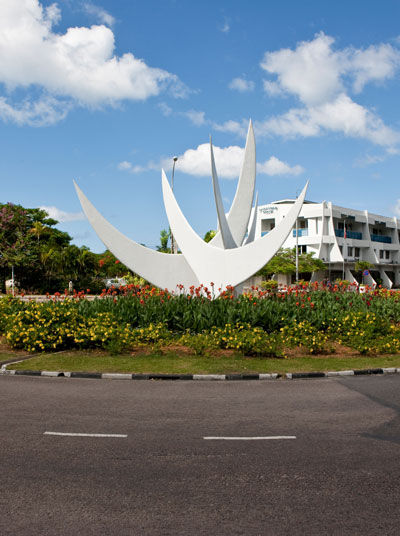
[1,282,400,355]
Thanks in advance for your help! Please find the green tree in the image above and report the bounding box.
[0,203,72,292]
[355,260,375,285]
[203,230,216,243]
[257,248,325,279]
[29,221,50,243]
[156,229,171,253]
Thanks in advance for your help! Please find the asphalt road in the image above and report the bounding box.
[1,375,400,535]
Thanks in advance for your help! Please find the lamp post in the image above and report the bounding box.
[342,219,346,280]
[295,217,299,283]
[170,156,178,254]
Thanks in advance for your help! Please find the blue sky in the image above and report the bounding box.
[1,0,400,252]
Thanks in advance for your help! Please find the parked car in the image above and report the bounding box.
[104,277,127,290]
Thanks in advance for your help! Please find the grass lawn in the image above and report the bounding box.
[7,349,400,375]
[0,352,32,362]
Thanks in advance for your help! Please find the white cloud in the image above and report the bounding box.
[350,43,400,93]
[83,2,115,27]
[257,156,304,176]
[263,80,284,97]
[161,144,304,179]
[255,93,399,147]
[229,77,255,92]
[261,33,343,106]
[117,161,149,173]
[261,32,400,105]
[169,144,244,178]
[158,102,172,116]
[212,119,247,137]
[182,109,206,126]
[259,32,400,148]
[0,95,71,126]
[220,20,230,33]
[41,206,85,222]
[354,153,386,167]
[117,161,132,170]
[0,0,188,126]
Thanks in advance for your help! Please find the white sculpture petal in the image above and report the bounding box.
[243,192,258,246]
[73,181,199,291]
[209,120,255,248]
[210,137,237,249]
[162,169,308,291]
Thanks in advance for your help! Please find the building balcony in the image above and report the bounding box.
[293,229,308,237]
[371,234,392,244]
[335,229,362,240]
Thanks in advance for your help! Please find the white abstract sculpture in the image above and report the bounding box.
[74,120,308,296]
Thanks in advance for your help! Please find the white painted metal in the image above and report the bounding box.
[75,120,305,295]
[162,170,308,292]
[243,192,258,245]
[210,120,256,248]
[74,181,199,291]
[210,137,237,249]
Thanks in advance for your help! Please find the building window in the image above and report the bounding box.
[380,250,384,259]
[354,247,360,257]
[386,250,390,260]
[347,246,353,257]
[297,245,307,254]
[339,246,343,254]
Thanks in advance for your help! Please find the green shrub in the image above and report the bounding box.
[280,320,330,354]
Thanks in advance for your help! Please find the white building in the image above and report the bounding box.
[252,199,400,288]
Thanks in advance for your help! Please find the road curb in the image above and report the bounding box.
[1,367,399,381]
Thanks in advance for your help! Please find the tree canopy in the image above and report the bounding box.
[0,202,133,293]
[257,248,325,278]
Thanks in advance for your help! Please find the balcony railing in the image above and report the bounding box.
[371,234,392,244]
[293,229,308,237]
[335,229,362,240]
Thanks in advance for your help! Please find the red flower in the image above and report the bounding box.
[115,260,120,264]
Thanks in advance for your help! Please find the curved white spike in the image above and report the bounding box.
[209,120,256,248]
[210,137,237,249]
[243,192,258,245]
[73,181,199,292]
[162,169,308,292]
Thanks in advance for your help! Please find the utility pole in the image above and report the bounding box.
[11,265,15,296]
[342,220,346,280]
[295,217,299,283]
[170,156,178,254]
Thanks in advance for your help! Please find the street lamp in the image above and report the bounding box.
[170,156,178,254]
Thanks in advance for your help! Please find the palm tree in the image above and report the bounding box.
[29,221,48,243]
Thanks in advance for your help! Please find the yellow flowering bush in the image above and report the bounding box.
[327,312,390,354]
[209,323,283,357]
[280,321,330,354]
[4,299,171,352]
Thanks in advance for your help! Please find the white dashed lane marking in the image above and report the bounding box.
[44,432,127,438]
[203,436,296,440]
